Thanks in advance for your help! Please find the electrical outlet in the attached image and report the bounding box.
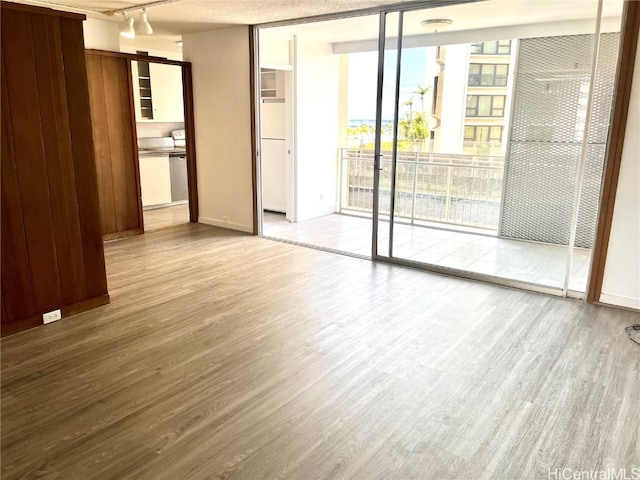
[222,216,230,223]
[43,309,61,324]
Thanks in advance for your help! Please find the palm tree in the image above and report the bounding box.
[414,85,431,112]
[403,96,415,120]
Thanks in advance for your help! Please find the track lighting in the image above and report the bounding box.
[137,8,153,35]
[119,12,135,39]
[106,0,185,35]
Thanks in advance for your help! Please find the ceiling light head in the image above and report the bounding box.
[421,18,453,33]
[137,7,153,35]
[119,12,135,39]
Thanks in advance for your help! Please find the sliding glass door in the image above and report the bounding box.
[256,0,624,297]
[370,0,622,296]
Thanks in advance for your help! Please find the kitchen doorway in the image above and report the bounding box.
[86,50,198,240]
[132,59,190,232]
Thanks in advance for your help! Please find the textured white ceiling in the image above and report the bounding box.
[13,0,435,34]
[11,0,625,37]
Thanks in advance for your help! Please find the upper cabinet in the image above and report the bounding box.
[132,60,184,122]
[261,68,285,100]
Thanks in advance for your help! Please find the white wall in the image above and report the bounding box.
[83,18,120,51]
[183,27,254,233]
[120,43,183,61]
[294,37,341,222]
[599,35,640,310]
[438,44,469,153]
[259,34,290,66]
[136,122,185,138]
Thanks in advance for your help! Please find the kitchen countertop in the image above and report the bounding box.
[138,148,187,157]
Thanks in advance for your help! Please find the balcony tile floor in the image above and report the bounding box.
[263,212,591,292]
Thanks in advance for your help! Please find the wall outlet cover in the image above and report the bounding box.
[43,309,62,324]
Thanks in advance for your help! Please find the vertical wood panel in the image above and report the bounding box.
[1,60,36,322]
[125,60,145,234]
[1,3,109,335]
[182,63,199,223]
[102,57,129,233]
[86,55,118,235]
[32,13,87,305]
[87,53,142,238]
[119,59,143,232]
[2,9,62,313]
[59,17,108,299]
[103,57,138,232]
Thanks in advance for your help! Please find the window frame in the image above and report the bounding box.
[465,95,506,117]
[468,63,510,87]
[470,40,512,55]
[463,125,504,146]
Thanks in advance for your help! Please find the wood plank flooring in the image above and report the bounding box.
[143,203,190,232]
[2,223,639,479]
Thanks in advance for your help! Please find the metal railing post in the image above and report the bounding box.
[410,151,419,225]
[340,148,503,230]
[444,165,453,223]
[338,148,345,213]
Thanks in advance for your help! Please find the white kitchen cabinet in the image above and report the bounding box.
[131,61,184,122]
[261,139,287,213]
[149,63,184,122]
[260,102,286,139]
[139,155,172,207]
[260,68,285,99]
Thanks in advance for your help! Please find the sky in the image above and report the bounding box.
[347,47,432,122]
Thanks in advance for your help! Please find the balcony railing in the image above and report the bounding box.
[339,148,505,230]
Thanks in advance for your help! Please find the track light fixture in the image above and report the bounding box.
[119,12,135,39]
[106,0,184,36]
[137,8,154,35]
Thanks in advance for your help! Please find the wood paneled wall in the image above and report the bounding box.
[86,53,143,239]
[1,2,109,336]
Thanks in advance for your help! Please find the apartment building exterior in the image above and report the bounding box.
[431,39,516,156]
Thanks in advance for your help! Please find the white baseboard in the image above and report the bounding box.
[598,293,640,310]
[198,216,254,234]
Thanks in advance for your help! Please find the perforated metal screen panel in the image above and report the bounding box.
[500,33,619,248]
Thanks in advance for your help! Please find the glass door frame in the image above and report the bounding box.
[369,1,609,299]
[252,0,617,300]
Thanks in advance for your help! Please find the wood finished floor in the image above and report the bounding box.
[143,203,190,232]
[2,223,639,480]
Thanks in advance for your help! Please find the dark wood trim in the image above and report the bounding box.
[61,293,110,317]
[587,0,640,303]
[249,26,259,235]
[1,294,110,337]
[103,228,144,242]
[1,314,41,337]
[0,1,85,20]
[86,49,186,67]
[125,59,145,233]
[182,63,199,223]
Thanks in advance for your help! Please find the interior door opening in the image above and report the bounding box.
[87,50,198,241]
[133,57,190,233]
[257,15,381,257]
